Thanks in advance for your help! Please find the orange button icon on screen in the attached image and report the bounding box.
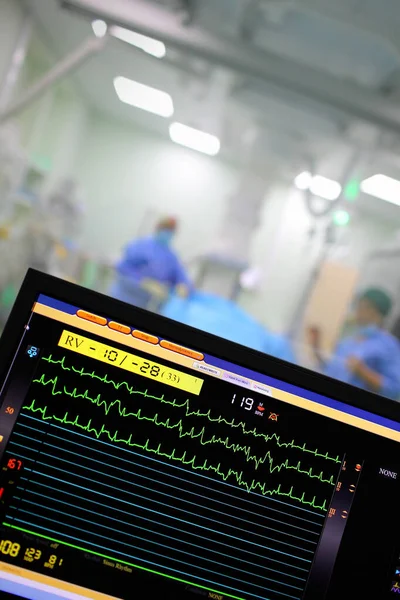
[76,310,107,326]
[132,330,159,345]
[108,321,131,335]
[160,340,204,361]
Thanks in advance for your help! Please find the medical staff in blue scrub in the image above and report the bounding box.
[309,288,400,400]
[111,217,192,309]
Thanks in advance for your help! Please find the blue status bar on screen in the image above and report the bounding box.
[36,294,400,435]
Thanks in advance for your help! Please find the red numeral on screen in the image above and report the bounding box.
[7,458,22,470]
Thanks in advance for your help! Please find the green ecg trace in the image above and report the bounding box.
[39,354,342,465]
[31,374,336,485]
[23,399,329,511]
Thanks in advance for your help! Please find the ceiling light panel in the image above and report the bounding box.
[361,174,400,206]
[111,26,166,58]
[114,76,174,117]
[294,171,341,200]
[169,123,221,156]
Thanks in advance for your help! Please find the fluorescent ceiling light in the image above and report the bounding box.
[114,76,174,117]
[361,174,400,206]
[294,171,312,190]
[91,20,165,58]
[111,26,166,58]
[92,19,108,38]
[310,175,341,201]
[169,122,220,156]
[294,171,342,201]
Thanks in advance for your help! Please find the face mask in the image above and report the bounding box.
[156,229,174,246]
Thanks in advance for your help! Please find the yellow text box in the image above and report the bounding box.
[58,330,203,395]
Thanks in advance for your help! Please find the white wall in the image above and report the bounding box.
[240,187,398,332]
[75,113,237,260]
[240,186,322,332]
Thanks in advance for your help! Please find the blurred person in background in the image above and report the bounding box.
[111,216,192,310]
[309,288,400,400]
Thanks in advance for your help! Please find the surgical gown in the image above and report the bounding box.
[111,237,191,309]
[324,326,400,400]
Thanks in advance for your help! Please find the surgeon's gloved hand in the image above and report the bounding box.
[346,356,362,375]
[175,283,190,299]
[346,356,364,374]
[141,278,168,299]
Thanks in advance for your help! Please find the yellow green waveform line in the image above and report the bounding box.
[22,399,329,511]
[39,355,341,465]
[31,376,336,485]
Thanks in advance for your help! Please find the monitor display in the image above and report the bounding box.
[0,273,399,600]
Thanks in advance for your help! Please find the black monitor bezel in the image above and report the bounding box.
[0,268,399,429]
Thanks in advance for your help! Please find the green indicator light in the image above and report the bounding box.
[344,180,360,201]
[333,210,350,226]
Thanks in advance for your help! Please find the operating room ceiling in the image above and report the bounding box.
[21,0,400,220]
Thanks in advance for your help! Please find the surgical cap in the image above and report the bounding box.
[360,288,393,317]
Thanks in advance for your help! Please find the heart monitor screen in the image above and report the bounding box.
[0,294,400,600]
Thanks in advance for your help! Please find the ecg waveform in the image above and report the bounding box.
[38,355,342,464]
[23,399,333,505]
[31,374,337,481]
[4,347,345,600]
[24,354,341,510]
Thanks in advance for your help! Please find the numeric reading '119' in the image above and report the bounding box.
[232,394,254,410]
